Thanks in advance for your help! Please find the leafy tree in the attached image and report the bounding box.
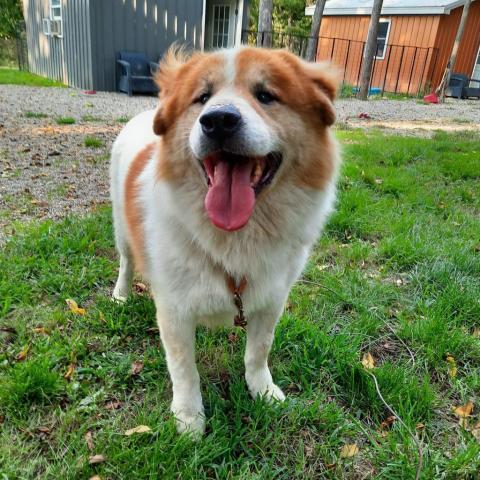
[249,0,312,36]
[0,0,23,39]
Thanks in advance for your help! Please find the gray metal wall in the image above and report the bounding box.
[89,0,204,91]
[22,0,93,89]
[23,0,65,83]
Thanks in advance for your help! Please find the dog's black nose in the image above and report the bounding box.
[199,105,241,141]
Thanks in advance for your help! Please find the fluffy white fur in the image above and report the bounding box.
[110,48,339,436]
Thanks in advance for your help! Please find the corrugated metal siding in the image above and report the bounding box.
[432,1,480,86]
[90,0,204,91]
[23,0,65,82]
[22,0,93,89]
[62,0,93,89]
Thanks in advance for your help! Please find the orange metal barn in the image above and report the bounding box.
[306,0,480,95]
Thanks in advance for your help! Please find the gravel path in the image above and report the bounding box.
[1,84,479,240]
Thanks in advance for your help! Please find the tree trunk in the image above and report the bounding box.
[306,0,327,62]
[257,0,273,48]
[436,0,472,101]
[357,0,384,100]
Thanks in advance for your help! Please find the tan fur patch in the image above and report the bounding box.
[125,142,155,273]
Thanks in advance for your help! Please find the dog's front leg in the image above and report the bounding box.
[156,308,205,437]
[244,307,285,402]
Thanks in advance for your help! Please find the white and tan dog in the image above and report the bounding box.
[110,47,340,436]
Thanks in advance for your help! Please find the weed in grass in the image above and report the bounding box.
[81,114,103,122]
[84,136,104,148]
[23,111,48,119]
[55,117,76,125]
[116,116,130,123]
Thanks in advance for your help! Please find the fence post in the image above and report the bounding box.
[417,48,430,97]
[343,40,351,85]
[406,47,418,95]
[356,43,365,88]
[381,45,392,95]
[394,46,405,94]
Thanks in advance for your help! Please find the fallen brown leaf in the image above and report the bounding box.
[361,352,375,370]
[37,426,50,434]
[340,443,359,458]
[454,401,474,418]
[66,299,86,315]
[15,345,29,361]
[32,326,48,334]
[416,423,425,430]
[134,282,147,293]
[453,401,474,428]
[472,328,480,338]
[85,431,94,451]
[88,454,106,465]
[89,476,102,480]
[124,425,151,436]
[64,363,75,381]
[105,400,122,410]
[131,360,144,375]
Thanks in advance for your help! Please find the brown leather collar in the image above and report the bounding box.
[225,274,247,328]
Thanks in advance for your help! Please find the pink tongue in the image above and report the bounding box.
[205,157,256,231]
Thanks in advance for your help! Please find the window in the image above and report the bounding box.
[212,5,230,48]
[375,19,391,60]
[50,0,62,20]
[50,0,63,37]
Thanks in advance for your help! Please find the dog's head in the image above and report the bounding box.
[153,46,340,232]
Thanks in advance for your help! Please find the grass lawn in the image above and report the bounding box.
[0,67,64,87]
[1,130,479,479]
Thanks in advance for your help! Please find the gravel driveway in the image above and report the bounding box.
[1,85,479,240]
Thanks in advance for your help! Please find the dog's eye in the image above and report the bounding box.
[256,90,276,105]
[196,92,211,105]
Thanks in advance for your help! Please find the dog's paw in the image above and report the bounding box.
[246,370,286,402]
[111,289,127,303]
[173,409,205,439]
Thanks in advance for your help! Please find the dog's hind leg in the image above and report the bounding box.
[244,306,286,402]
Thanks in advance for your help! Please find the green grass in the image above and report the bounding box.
[82,115,103,122]
[23,111,48,119]
[0,67,65,87]
[1,130,479,479]
[84,136,104,148]
[55,117,76,125]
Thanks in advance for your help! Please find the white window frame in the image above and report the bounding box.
[211,4,231,49]
[42,18,51,36]
[375,19,391,60]
[50,0,63,37]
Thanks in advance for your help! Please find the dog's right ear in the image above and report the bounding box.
[153,46,190,136]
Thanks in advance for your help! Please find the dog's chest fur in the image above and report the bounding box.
[137,157,336,326]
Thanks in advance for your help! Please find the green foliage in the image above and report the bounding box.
[55,117,76,125]
[84,136,104,148]
[0,67,65,86]
[0,0,23,39]
[249,0,312,36]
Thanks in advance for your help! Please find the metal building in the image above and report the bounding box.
[22,0,250,91]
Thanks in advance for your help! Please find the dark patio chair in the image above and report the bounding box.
[116,51,159,96]
[446,73,468,99]
[462,77,480,99]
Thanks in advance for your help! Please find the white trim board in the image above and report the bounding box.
[305,0,469,16]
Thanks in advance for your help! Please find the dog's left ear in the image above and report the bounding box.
[153,46,190,136]
[303,61,341,126]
